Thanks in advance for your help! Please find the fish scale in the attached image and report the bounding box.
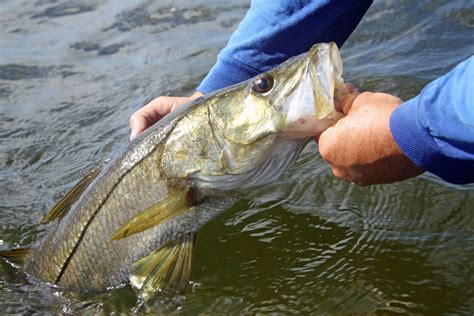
[24,117,182,287]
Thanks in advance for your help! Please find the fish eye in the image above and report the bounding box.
[252,74,274,94]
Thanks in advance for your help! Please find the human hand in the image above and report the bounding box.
[317,92,424,186]
[129,91,204,140]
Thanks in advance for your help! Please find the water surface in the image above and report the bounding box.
[1,0,473,314]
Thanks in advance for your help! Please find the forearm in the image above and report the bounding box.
[390,56,474,184]
[198,0,373,93]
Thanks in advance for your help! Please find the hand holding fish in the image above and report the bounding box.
[317,92,424,186]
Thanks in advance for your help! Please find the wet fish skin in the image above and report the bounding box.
[21,42,344,294]
[24,111,204,289]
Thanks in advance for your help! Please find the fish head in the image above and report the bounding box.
[178,42,346,189]
[271,41,345,138]
[206,42,344,151]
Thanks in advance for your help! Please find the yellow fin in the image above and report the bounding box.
[42,162,105,223]
[129,234,195,301]
[0,247,31,265]
[110,188,197,241]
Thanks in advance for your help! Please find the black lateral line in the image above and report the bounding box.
[54,167,129,284]
[54,141,166,284]
[54,99,192,284]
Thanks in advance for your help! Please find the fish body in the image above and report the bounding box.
[9,42,345,299]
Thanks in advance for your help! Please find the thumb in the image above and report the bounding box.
[335,83,359,115]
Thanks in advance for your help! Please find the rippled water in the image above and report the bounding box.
[1,0,473,314]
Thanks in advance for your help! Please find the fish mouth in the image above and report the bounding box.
[308,42,344,120]
[279,42,344,140]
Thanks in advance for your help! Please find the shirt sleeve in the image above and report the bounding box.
[390,56,474,184]
[197,0,373,93]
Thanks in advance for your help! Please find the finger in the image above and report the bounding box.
[170,96,192,111]
[129,99,170,141]
[129,93,204,141]
[334,83,359,115]
[129,112,151,141]
[141,97,173,121]
[171,91,204,111]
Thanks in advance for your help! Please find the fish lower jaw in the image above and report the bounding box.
[279,116,336,140]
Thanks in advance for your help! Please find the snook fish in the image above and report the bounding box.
[1,42,345,301]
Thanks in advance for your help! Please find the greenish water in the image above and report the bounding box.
[1,0,473,314]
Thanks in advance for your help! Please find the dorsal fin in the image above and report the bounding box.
[129,233,196,301]
[110,187,197,241]
[42,162,105,223]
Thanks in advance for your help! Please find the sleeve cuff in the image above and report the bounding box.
[389,97,472,184]
[197,58,260,94]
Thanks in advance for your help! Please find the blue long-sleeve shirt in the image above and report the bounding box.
[198,0,373,93]
[390,57,474,184]
[197,0,474,184]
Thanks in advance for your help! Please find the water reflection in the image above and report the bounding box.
[0,0,473,314]
[186,150,473,314]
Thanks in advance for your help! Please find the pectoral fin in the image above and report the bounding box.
[0,247,31,265]
[110,188,197,241]
[129,233,195,301]
[43,162,105,223]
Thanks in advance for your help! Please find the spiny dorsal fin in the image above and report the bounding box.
[129,234,195,301]
[42,162,105,223]
[110,187,197,241]
[0,247,31,265]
